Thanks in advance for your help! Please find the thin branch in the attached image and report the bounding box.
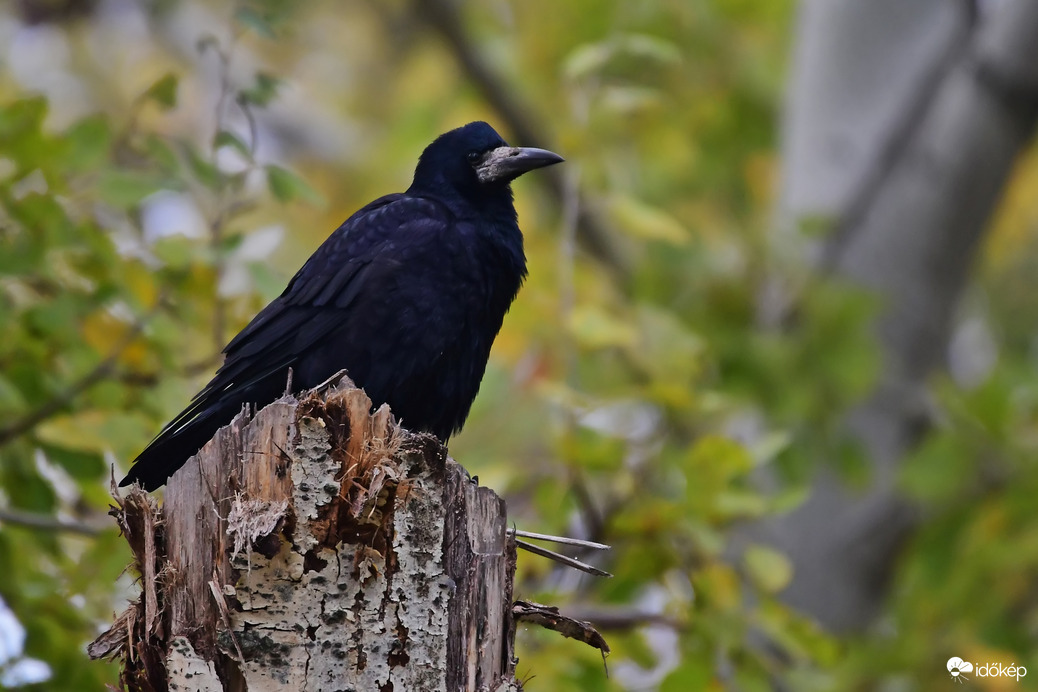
[516,538,612,577]
[567,466,606,542]
[509,528,611,551]
[409,0,629,280]
[209,40,235,352]
[561,606,685,632]
[0,507,107,536]
[512,600,611,655]
[818,2,975,271]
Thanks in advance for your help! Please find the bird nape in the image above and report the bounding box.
[121,121,563,491]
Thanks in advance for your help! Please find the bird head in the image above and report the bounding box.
[409,121,563,200]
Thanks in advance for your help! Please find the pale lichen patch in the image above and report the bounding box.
[167,637,221,692]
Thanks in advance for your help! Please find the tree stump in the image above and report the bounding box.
[90,379,521,692]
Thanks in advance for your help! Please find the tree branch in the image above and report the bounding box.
[562,606,685,632]
[819,1,975,271]
[0,507,107,536]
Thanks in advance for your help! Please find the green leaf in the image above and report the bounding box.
[616,33,682,66]
[0,98,49,171]
[180,142,223,189]
[685,434,753,480]
[601,85,664,114]
[0,97,47,141]
[144,73,179,110]
[213,130,252,160]
[39,444,105,481]
[0,450,56,513]
[0,374,27,412]
[265,164,324,206]
[239,73,281,107]
[35,410,152,460]
[96,170,162,208]
[563,42,612,81]
[567,305,637,350]
[152,235,201,270]
[35,411,114,455]
[235,7,276,38]
[562,33,680,82]
[661,660,714,692]
[715,490,768,519]
[744,544,793,593]
[60,116,111,172]
[609,195,690,245]
[247,261,288,301]
[142,133,179,174]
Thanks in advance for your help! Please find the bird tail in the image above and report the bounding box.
[119,401,241,491]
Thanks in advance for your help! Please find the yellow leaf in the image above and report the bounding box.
[744,544,793,593]
[36,411,113,453]
[81,312,128,353]
[567,305,637,349]
[609,195,690,245]
[686,434,753,479]
[694,563,740,611]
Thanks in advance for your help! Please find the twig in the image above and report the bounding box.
[0,507,107,536]
[209,40,235,352]
[561,606,685,632]
[200,32,261,353]
[508,528,610,551]
[513,600,611,656]
[515,539,612,577]
[567,466,606,542]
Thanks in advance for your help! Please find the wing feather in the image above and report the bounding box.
[121,194,454,489]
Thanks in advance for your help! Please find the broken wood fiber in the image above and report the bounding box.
[91,379,521,692]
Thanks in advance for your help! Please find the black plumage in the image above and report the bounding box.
[121,122,563,491]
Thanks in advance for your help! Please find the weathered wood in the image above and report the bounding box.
[91,379,521,691]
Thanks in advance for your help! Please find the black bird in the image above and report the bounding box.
[121,122,563,491]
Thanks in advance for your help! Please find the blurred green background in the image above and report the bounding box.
[1,0,1037,690]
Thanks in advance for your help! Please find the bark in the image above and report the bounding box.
[758,0,1038,630]
[90,379,521,692]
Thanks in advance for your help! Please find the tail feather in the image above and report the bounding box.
[119,401,241,491]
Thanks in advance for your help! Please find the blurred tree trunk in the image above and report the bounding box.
[89,381,520,691]
[759,0,1038,630]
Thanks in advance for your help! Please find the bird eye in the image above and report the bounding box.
[467,151,482,164]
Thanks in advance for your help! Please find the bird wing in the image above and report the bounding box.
[123,193,459,488]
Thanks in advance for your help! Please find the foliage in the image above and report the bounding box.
[0,1,1035,690]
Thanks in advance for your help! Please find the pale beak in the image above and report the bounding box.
[476,146,564,184]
